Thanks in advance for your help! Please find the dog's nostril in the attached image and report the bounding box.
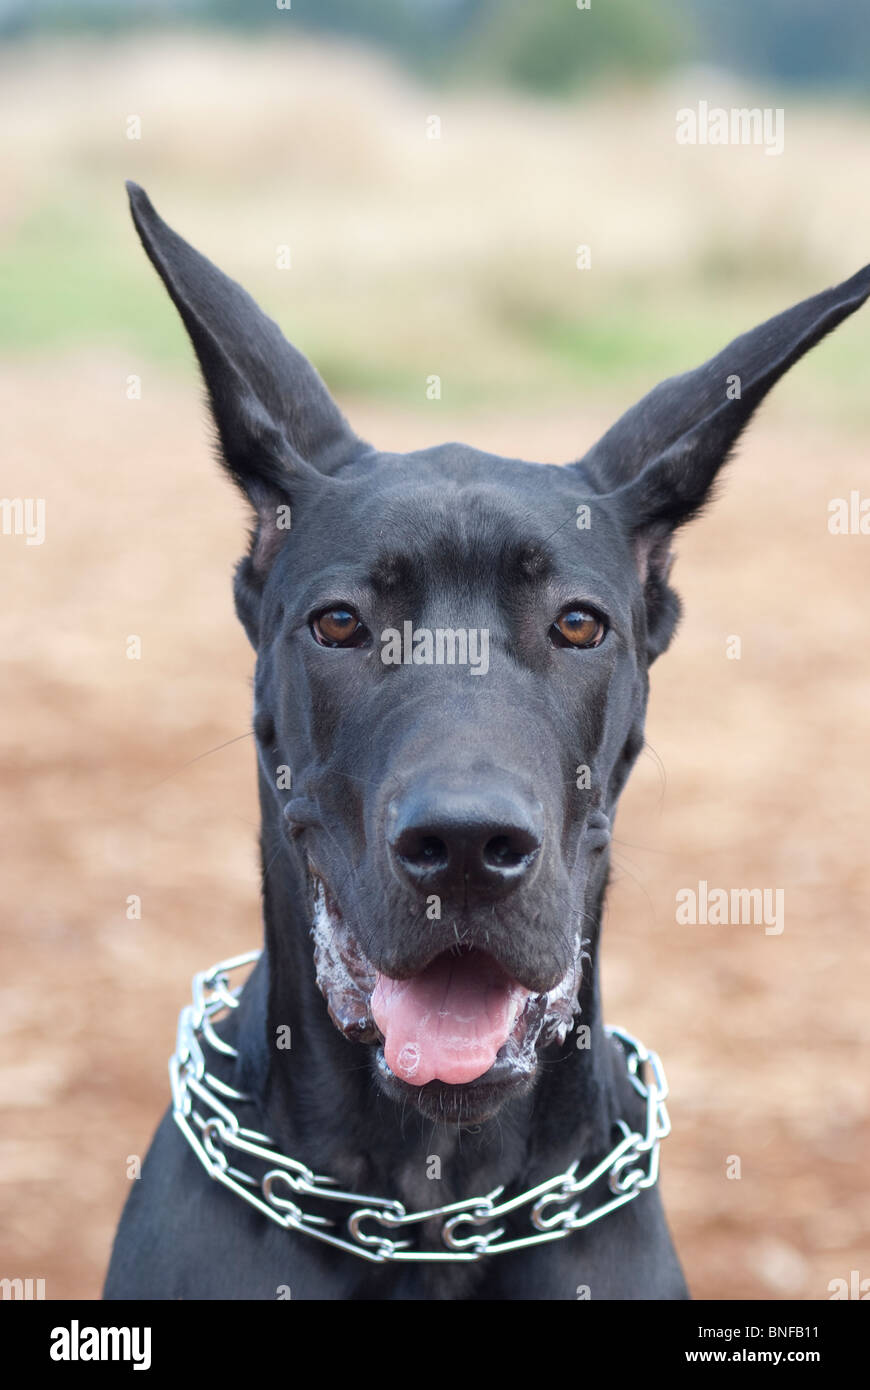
[401,835,449,871]
[483,835,530,871]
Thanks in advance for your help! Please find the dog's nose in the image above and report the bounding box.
[387,783,542,900]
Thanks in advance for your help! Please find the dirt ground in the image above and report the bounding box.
[1,357,869,1300]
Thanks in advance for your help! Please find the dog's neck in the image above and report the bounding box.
[229,784,628,1212]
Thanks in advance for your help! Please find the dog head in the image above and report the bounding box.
[128,184,869,1122]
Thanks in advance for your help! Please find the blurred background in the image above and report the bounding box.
[1,0,868,1300]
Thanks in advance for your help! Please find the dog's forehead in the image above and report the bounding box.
[315,443,631,579]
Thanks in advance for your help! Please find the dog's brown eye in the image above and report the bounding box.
[551,608,606,649]
[312,607,368,648]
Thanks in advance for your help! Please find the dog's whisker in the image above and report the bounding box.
[610,835,670,856]
[640,740,668,809]
[606,850,659,925]
[143,730,254,792]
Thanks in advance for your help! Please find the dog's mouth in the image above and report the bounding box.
[310,876,582,1114]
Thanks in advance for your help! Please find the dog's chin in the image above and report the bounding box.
[372,1045,538,1123]
[309,875,583,1125]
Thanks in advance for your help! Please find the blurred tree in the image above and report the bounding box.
[692,0,870,92]
[0,0,867,93]
[457,0,688,92]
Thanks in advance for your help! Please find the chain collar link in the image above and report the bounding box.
[169,950,672,1264]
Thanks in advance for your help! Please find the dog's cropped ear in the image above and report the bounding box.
[126,183,362,639]
[576,264,870,660]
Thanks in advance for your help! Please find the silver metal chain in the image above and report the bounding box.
[169,950,672,1264]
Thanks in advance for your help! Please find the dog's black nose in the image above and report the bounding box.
[387,782,542,900]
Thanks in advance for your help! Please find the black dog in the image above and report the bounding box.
[105,185,869,1300]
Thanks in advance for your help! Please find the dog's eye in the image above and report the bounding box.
[311,607,369,648]
[550,608,606,649]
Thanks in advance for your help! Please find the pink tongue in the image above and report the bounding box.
[371,950,530,1086]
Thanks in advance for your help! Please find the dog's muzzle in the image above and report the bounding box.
[310,876,584,1100]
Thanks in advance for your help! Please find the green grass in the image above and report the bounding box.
[3,199,869,423]
[1,201,189,363]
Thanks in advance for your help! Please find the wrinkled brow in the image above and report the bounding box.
[369,552,418,594]
[509,542,553,582]
[369,536,554,596]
